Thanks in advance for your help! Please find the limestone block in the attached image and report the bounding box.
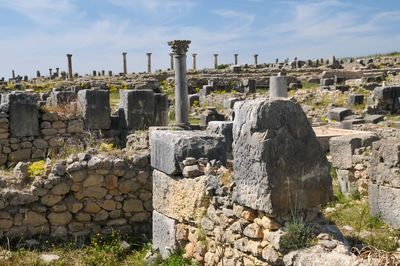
[369,184,400,228]
[152,210,177,259]
[47,91,76,106]
[233,99,332,215]
[188,94,199,107]
[153,169,209,224]
[329,133,378,170]
[119,89,154,130]
[328,107,352,121]
[207,121,233,152]
[78,89,111,129]
[150,129,226,175]
[348,94,364,105]
[2,92,39,137]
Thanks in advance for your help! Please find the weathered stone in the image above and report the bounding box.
[207,121,233,153]
[48,211,72,226]
[84,187,107,199]
[122,199,144,212]
[153,170,209,223]
[119,89,154,130]
[23,211,47,226]
[369,184,400,228]
[104,175,118,189]
[41,195,63,206]
[152,210,177,259]
[150,129,226,175]
[78,89,111,129]
[68,119,84,133]
[2,92,39,137]
[84,200,101,213]
[154,93,168,126]
[51,182,70,195]
[233,99,332,215]
[243,223,264,239]
[83,174,104,187]
[9,149,31,162]
[182,165,203,178]
[328,107,352,121]
[33,139,48,149]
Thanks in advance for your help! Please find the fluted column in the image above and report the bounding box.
[66,54,73,79]
[146,53,152,73]
[122,52,127,74]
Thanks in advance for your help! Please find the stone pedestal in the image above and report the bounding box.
[269,75,287,98]
[168,40,191,126]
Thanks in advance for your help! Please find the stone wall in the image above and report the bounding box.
[0,152,152,239]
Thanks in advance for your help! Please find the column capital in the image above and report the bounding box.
[254,54,259,57]
[146,52,152,56]
[192,53,197,57]
[234,53,238,56]
[168,40,191,55]
[214,54,218,57]
[66,54,72,57]
[122,52,127,56]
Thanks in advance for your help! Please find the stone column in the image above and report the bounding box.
[66,54,73,79]
[275,58,279,64]
[234,54,238,65]
[169,53,174,70]
[146,53,152,73]
[122,52,127,74]
[214,54,218,69]
[56,68,59,77]
[168,40,191,126]
[254,54,258,66]
[269,72,288,99]
[12,70,15,79]
[49,68,52,79]
[108,70,112,77]
[36,71,40,78]
[192,53,197,71]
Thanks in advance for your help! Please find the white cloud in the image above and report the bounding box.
[109,0,195,13]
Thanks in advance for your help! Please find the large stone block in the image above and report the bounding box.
[152,210,177,258]
[233,99,332,215]
[47,91,77,106]
[150,129,226,175]
[328,107,352,121]
[154,93,168,126]
[119,89,154,130]
[369,184,400,228]
[78,89,110,129]
[329,133,378,170]
[206,121,233,153]
[152,169,209,224]
[2,92,39,137]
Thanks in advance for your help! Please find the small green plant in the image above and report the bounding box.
[217,64,229,70]
[280,212,315,252]
[160,249,193,266]
[28,160,46,178]
[330,163,338,179]
[100,143,114,151]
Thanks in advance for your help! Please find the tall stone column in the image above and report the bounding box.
[36,71,40,78]
[56,68,59,77]
[168,40,191,126]
[254,54,258,66]
[12,70,15,79]
[192,53,197,70]
[66,54,73,80]
[214,54,218,69]
[146,53,152,73]
[49,68,53,79]
[122,52,127,74]
[169,53,174,70]
[234,54,238,65]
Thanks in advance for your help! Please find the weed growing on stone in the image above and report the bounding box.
[28,160,46,178]
[280,212,315,252]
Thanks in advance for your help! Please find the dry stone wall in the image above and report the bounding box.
[0,152,152,239]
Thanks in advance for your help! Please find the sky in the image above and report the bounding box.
[0,0,400,79]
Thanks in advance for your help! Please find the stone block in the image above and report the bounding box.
[223,98,239,109]
[188,94,199,107]
[2,92,39,137]
[200,107,225,127]
[78,89,111,129]
[47,91,77,106]
[153,169,209,224]
[206,121,233,153]
[330,133,378,169]
[200,85,212,97]
[320,78,334,86]
[364,114,384,124]
[328,107,352,121]
[119,89,154,130]
[152,210,177,259]
[154,93,168,126]
[369,184,400,228]
[150,128,226,175]
[348,94,364,105]
[233,99,332,215]
[243,79,256,94]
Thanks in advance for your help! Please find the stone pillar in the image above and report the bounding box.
[169,53,174,70]
[275,58,279,64]
[146,53,152,73]
[254,54,258,66]
[36,71,40,78]
[49,68,52,79]
[56,68,59,77]
[192,53,197,70]
[234,54,238,65]
[269,73,288,98]
[12,70,15,79]
[122,52,127,74]
[101,70,105,76]
[108,70,112,77]
[92,70,96,76]
[66,54,73,79]
[214,54,218,69]
[168,40,191,126]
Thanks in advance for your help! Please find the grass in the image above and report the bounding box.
[325,186,400,252]
[0,233,198,266]
[280,211,315,252]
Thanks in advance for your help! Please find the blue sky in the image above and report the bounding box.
[0,0,400,78]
